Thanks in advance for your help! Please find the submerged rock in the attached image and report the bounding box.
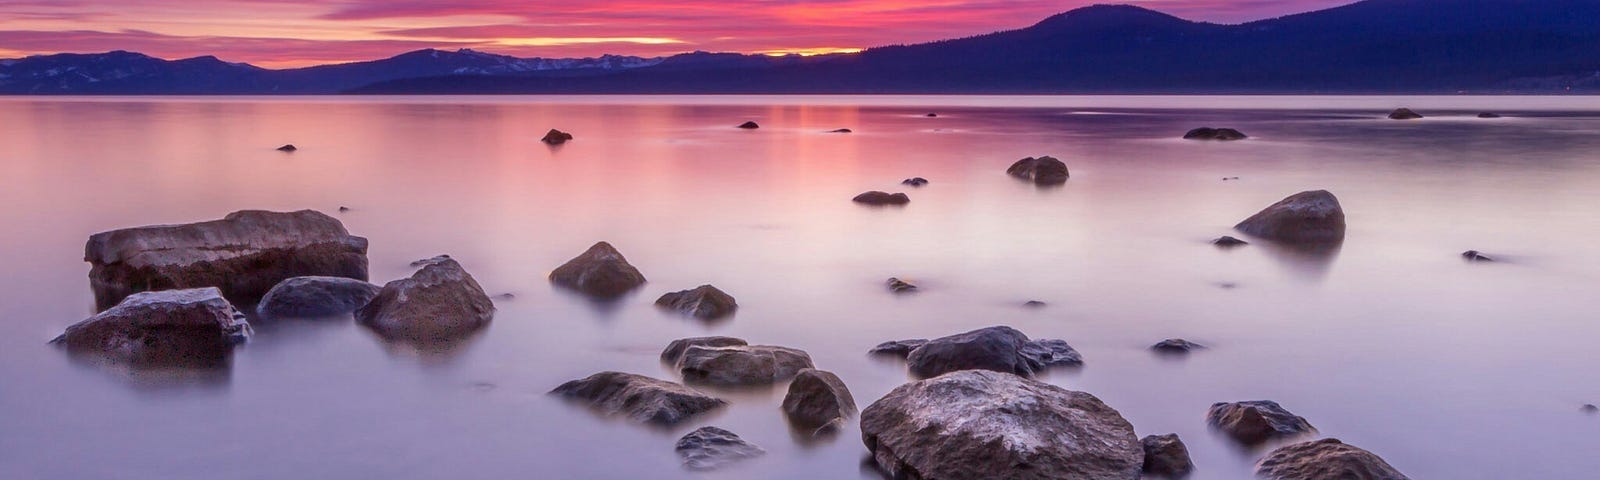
[675,343,814,385]
[861,370,1143,480]
[1151,338,1206,353]
[901,177,929,187]
[1461,250,1493,262]
[1388,108,1423,120]
[550,371,726,426]
[1581,404,1598,414]
[1142,433,1196,478]
[675,426,765,471]
[1208,400,1316,445]
[1234,190,1346,244]
[1257,438,1409,480]
[853,191,910,206]
[885,277,918,293]
[656,285,738,320]
[1213,235,1249,247]
[540,129,574,144]
[925,113,938,117]
[356,256,494,342]
[549,242,647,298]
[898,326,1081,379]
[782,368,857,432]
[85,210,369,310]
[276,144,297,152]
[737,121,760,129]
[661,336,749,365]
[1023,300,1048,308]
[1006,156,1069,185]
[258,276,380,318]
[52,287,251,366]
[1184,127,1248,141]
[828,128,853,133]
[1019,338,1085,369]
[867,339,927,358]
[1477,112,1502,119]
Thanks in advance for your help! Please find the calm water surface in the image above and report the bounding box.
[1,95,1598,479]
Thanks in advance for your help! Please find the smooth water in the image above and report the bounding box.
[1,95,1597,479]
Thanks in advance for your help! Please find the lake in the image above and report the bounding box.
[1,95,1597,479]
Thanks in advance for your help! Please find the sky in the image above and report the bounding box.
[0,0,1354,68]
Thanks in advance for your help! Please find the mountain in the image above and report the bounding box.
[4,0,1599,94]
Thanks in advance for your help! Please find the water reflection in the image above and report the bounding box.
[1250,237,1345,281]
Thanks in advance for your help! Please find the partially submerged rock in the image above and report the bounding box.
[885,277,918,293]
[737,121,760,129]
[356,256,494,342]
[661,336,749,365]
[1142,433,1196,478]
[1477,112,1502,119]
[1461,250,1493,262]
[675,427,765,471]
[540,128,573,144]
[550,371,726,426]
[257,276,380,318]
[782,368,857,433]
[1019,338,1085,370]
[52,287,251,366]
[925,113,938,117]
[1581,404,1598,414]
[1208,400,1316,445]
[1151,338,1206,354]
[1184,127,1248,141]
[898,326,1081,379]
[1388,108,1423,120]
[656,285,737,320]
[276,144,297,152]
[1213,235,1249,247]
[901,177,929,187]
[1234,190,1346,244]
[1006,156,1069,185]
[1256,438,1409,480]
[867,339,927,358]
[1023,300,1048,308]
[853,191,910,206]
[828,128,853,133]
[85,210,369,310]
[861,370,1143,479]
[675,343,814,385]
[549,242,647,298]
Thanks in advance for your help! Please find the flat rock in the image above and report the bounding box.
[737,121,760,129]
[885,277,918,293]
[1151,338,1206,353]
[52,287,251,366]
[356,256,494,342]
[1207,400,1316,445]
[549,242,646,298]
[85,210,369,310]
[868,339,927,358]
[1184,127,1248,141]
[861,370,1143,480]
[1019,338,1085,369]
[1477,112,1502,119]
[1461,250,1493,262]
[675,426,765,471]
[1213,235,1249,247]
[661,336,748,365]
[853,191,910,205]
[1234,190,1346,244]
[276,144,297,152]
[828,128,853,133]
[655,285,737,319]
[540,128,573,144]
[1257,438,1409,480]
[1388,108,1423,120]
[901,177,929,187]
[1142,433,1196,478]
[257,276,380,318]
[675,344,814,385]
[1006,156,1069,185]
[782,368,857,432]
[897,326,1081,379]
[550,371,726,426]
[1023,300,1048,308]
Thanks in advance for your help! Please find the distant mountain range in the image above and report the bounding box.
[4,0,1599,95]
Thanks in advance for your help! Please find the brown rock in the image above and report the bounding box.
[853,191,910,205]
[550,371,726,426]
[1142,433,1196,478]
[1257,438,1409,480]
[1234,190,1346,243]
[1006,156,1069,185]
[1207,400,1316,445]
[52,287,251,367]
[356,256,494,342]
[549,242,646,298]
[782,368,857,431]
[655,285,737,319]
[541,129,574,144]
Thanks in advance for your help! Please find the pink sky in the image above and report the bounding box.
[0,1,1355,68]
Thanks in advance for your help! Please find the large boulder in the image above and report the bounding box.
[549,242,646,298]
[675,426,765,471]
[1184,127,1248,141]
[51,287,251,366]
[1207,400,1316,445]
[782,369,857,432]
[861,370,1143,479]
[257,276,380,318]
[550,371,726,426]
[890,326,1082,379]
[1006,156,1069,185]
[355,256,494,342]
[1256,439,1409,480]
[1141,433,1196,478]
[1234,190,1346,243]
[85,210,369,310]
[655,285,737,320]
[661,336,748,365]
[674,344,814,385]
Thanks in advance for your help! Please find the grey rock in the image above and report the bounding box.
[885,277,918,293]
[1461,250,1493,262]
[1142,433,1196,478]
[1151,338,1206,353]
[853,191,910,205]
[1477,112,1502,119]
[782,368,857,431]
[900,326,1079,379]
[52,287,251,366]
[675,426,765,471]
[1388,108,1423,120]
[676,344,814,385]
[549,242,646,298]
[1006,156,1069,185]
[661,336,749,365]
[1257,438,1409,480]
[550,371,726,426]
[257,276,380,318]
[1234,190,1346,243]
[1213,235,1249,247]
[1023,300,1048,308]
[356,256,494,342]
[655,285,737,319]
[1019,338,1084,370]
[1184,127,1248,141]
[868,339,927,358]
[1207,400,1316,445]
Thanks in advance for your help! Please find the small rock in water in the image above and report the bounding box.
[1234,190,1346,244]
[51,287,252,367]
[1388,108,1424,120]
[1582,404,1598,414]
[889,325,1081,379]
[1213,235,1249,247]
[1478,112,1502,118]
[540,128,574,144]
[675,426,765,471]
[550,371,726,426]
[276,144,297,152]
[258,276,381,318]
[737,121,760,129]
[1023,300,1047,308]
[1461,250,1493,262]
[410,254,450,267]
[1151,338,1206,354]
[1222,176,1241,181]
[1184,127,1248,141]
[491,293,515,301]
[827,128,853,133]
[1142,433,1196,478]
[337,206,351,213]
[549,242,647,298]
[867,339,927,358]
[1256,438,1409,480]
[901,177,929,187]
[925,112,938,117]
[782,368,858,434]
[885,277,918,293]
[1006,156,1070,185]
[674,343,814,385]
[655,285,738,320]
[1208,400,1316,445]
[853,191,910,205]
[661,336,749,365]
[357,256,494,342]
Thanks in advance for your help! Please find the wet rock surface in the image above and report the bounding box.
[1208,400,1316,445]
[655,285,738,320]
[257,276,380,318]
[1234,190,1346,244]
[867,339,927,358]
[781,368,857,432]
[887,326,1081,379]
[1142,433,1196,478]
[1256,438,1409,480]
[550,371,726,426]
[674,343,815,385]
[661,336,749,365]
[356,256,494,342]
[1006,156,1069,185]
[675,426,765,471]
[52,287,251,366]
[549,242,647,298]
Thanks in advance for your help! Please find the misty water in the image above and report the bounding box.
[1,95,1598,479]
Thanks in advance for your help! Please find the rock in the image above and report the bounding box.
[656,285,738,320]
[861,370,1143,480]
[675,344,815,385]
[51,287,251,366]
[1582,404,1598,414]
[276,144,297,152]
[925,113,938,117]
[853,191,910,205]
[1478,112,1502,119]
[1019,338,1084,370]
[1213,235,1249,247]
[85,210,369,311]
[1388,108,1423,120]
[900,326,1079,379]
[661,336,750,364]
[337,206,351,213]
[1142,433,1196,478]
[1223,176,1241,181]
[1151,338,1206,353]
[1006,156,1069,185]
[1461,250,1493,262]
[1207,400,1316,445]
[410,254,451,267]
[550,371,726,426]
[868,339,927,358]
[549,242,646,298]
[901,177,929,187]
[257,276,381,318]
[782,368,857,430]
[1234,190,1346,243]
[1184,127,1248,141]
[1256,438,1409,480]
[1023,300,1047,308]
[355,256,494,342]
[828,128,853,133]
[675,426,765,471]
[540,128,573,144]
[885,277,918,293]
[737,121,760,129]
